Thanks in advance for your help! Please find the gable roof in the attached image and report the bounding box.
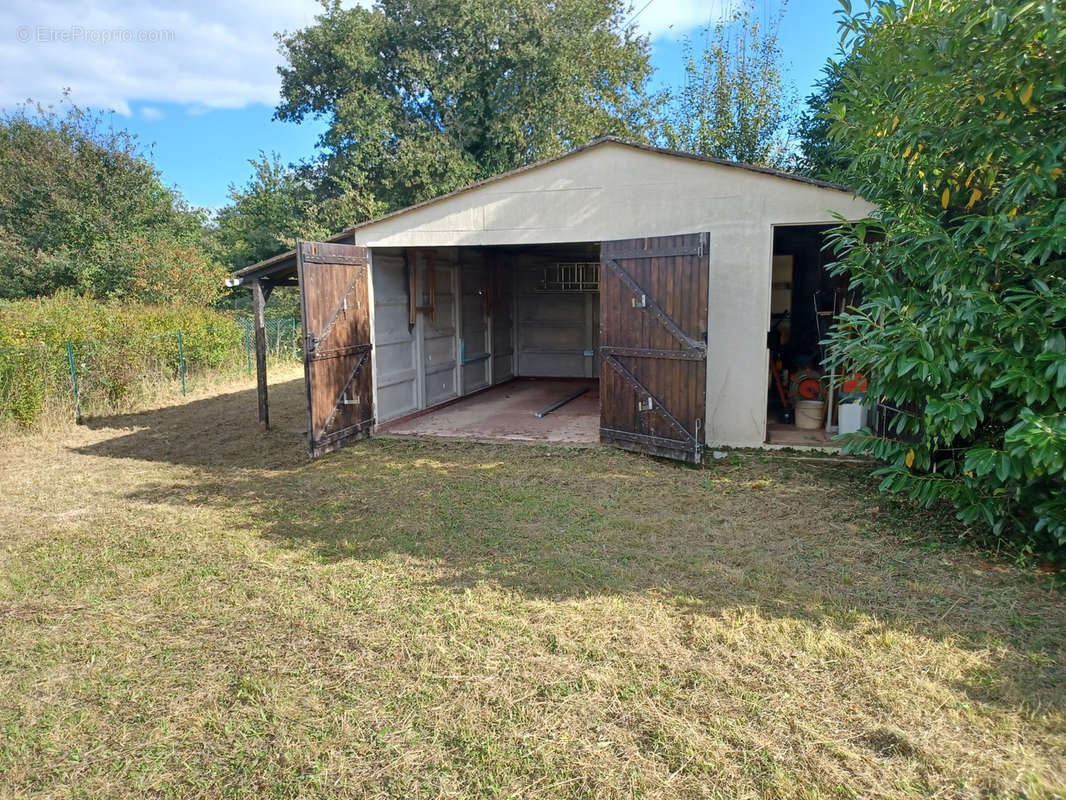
[233,137,855,279]
[341,136,852,238]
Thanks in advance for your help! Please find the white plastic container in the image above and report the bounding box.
[795,399,825,430]
[838,401,868,435]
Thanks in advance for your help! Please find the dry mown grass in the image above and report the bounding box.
[1,370,1063,799]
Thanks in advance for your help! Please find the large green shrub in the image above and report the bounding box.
[824,1,1066,559]
[0,101,227,304]
[0,293,242,424]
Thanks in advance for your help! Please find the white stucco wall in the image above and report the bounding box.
[354,141,876,447]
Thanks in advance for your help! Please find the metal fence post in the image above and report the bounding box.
[177,330,186,396]
[66,341,82,424]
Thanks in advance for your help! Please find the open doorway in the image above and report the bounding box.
[234,229,709,459]
[766,224,849,447]
[370,235,707,460]
[376,242,603,444]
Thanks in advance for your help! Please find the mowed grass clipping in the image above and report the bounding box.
[0,371,1063,799]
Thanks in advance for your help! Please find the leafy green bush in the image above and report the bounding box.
[0,344,50,425]
[0,101,227,305]
[824,1,1066,560]
[0,292,243,424]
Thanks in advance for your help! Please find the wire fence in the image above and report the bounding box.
[236,317,302,374]
[0,317,303,426]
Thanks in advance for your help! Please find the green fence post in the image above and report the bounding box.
[177,330,187,396]
[66,341,82,424]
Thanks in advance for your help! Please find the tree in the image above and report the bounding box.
[212,153,381,272]
[274,0,658,215]
[0,100,225,304]
[660,3,795,169]
[213,154,323,271]
[823,1,1066,559]
[794,62,850,181]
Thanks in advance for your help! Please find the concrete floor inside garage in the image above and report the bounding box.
[379,378,599,445]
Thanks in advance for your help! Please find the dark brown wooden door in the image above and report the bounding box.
[296,240,374,458]
[599,233,709,463]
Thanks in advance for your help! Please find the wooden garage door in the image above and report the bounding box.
[599,233,709,463]
[296,240,374,458]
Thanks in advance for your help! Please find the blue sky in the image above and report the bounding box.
[1,0,845,211]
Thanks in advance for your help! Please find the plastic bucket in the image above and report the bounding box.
[838,401,868,435]
[794,399,824,430]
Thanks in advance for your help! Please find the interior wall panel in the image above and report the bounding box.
[459,253,491,394]
[515,254,597,378]
[491,258,515,384]
[419,250,459,408]
[371,250,418,422]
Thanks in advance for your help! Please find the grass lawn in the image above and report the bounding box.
[1,368,1063,799]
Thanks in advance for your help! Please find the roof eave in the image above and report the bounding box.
[228,230,355,283]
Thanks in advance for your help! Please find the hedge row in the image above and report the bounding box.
[0,292,243,425]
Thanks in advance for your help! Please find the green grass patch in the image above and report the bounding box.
[0,374,1063,798]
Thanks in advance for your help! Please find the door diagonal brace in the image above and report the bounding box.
[602,353,697,447]
[316,349,370,441]
[307,267,365,355]
[603,258,706,352]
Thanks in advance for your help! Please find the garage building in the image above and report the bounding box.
[228,137,875,462]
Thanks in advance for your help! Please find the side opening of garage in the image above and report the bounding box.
[766,223,858,447]
[373,242,603,444]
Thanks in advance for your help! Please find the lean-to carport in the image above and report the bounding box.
[226,233,363,443]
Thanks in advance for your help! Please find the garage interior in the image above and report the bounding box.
[766,224,850,446]
[375,242,603,444]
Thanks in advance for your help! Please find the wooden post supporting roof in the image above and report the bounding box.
[227,232,354,432]
[252,279,272,430]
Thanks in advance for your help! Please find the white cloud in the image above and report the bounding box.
[632,0,735,40]
[0,0,724,114]
[140,105,163,121]
[0,0,331,113]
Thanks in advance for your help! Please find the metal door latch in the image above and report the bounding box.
[632,293,647,308]
[637,397,654,412]
[341,392,359,406]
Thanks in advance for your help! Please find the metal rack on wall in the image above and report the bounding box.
[537,262,599,292]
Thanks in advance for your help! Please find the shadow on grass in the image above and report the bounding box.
[75,381,1065,718]
[76,378,310,470]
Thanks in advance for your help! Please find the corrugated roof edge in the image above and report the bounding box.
[233,137,858,278]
